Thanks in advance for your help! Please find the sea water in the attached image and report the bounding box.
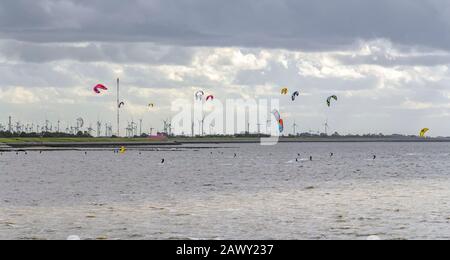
[1,142,449,240]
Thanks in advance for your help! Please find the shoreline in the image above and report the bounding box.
[1,137,450,151]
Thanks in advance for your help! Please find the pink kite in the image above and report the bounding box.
[93,84,108,94]
[206,95,214,101]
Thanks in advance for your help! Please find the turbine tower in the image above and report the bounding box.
[8,116,12,133]
[209,122,215,135]
[96,121,102,137]
[293,121,298,136]
[324,119,329,136]
[117,78,120,137]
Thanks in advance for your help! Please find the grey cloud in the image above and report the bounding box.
[0,40,194,64]
[1,0,450,51]
[3,1,450,135]
[0,61,117,88]
[234,58,381,92]
[334,52,450,67]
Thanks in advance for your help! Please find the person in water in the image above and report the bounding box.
[161,159,165,164]
[310,156,313,161]
[373,155,377,160]
[330,153,334,157]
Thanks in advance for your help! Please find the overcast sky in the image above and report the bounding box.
[1,0,450,136]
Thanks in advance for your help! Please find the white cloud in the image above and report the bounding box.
[0,87,40,104]
[1,39,450,135]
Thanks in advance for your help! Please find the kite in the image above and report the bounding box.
[327,95,338,107]
[272,109,281,122]
[278,119,284,133]
[292,91,300,101]
[195,91,205,101]
[93,84,108,94]
[419,128,429,138]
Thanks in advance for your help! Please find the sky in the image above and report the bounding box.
[1,0,450,136]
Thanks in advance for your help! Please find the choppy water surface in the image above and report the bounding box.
[1,142,450,240]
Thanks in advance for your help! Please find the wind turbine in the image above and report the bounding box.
[324,119,329,136]
[126,121,131,137]
[96,121,102,137]
[293,121,298,136]
[266,120,272,135]
[15,122,21,133]
[256,123,262,135]
[195,115,205,136]
[209,122,215,135]
[105,123,113,137]
[87,125,95,136]
[163,119,172,136]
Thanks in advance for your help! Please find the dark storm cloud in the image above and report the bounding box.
[0,0,450,51]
